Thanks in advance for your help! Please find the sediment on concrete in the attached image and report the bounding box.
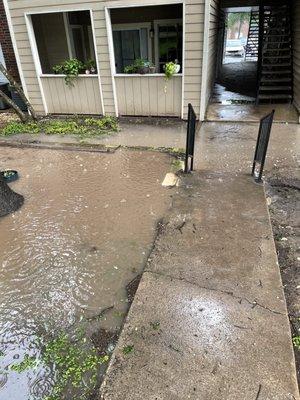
[99,171,299,400]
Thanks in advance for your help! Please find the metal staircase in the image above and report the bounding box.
[257,3,293,103]
[245,10,259,60]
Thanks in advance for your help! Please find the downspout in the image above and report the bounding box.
[199,0,211,121]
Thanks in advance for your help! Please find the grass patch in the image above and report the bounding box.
[0,116,119,138]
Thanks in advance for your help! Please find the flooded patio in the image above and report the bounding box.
[0,146,175,399]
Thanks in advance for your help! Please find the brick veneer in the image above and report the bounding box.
[0,0,20,82]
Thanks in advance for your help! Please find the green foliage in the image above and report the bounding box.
[226,12,250,32]
[1,121,39,136]
[42,333,109,400]
[84,59,96,72]
[163,62,178,80]
[53,59,84,86]
[293,336,300,350]
[43,120,87,136]
[9,332,109,400]
[0,116,119,138]
[124,59,153,74]
[10,354,38,372]
[122,345,134,355]
[84,116,118,132]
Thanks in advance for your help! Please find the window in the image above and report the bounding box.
[112,25,150,73]
[155,20,182,73]
[31,11,96,74]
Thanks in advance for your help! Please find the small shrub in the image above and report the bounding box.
[84,116,118,132]
[1,121,39,136]
[43,120,87,136]
[293,336,300,350]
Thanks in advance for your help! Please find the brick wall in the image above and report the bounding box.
[0,0,20,82]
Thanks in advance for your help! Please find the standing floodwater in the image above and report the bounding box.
[0,147,174,399]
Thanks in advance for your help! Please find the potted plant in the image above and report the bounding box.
[84,59,97,75]
[53,59,84,86]
[163,60,180,80]
[124,59,155,74]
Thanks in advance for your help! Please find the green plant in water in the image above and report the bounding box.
[53,59,84,86]
[10,354,38,372]
[293,336,300,350]
[10,331,109,400]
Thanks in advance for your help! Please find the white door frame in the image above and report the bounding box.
[200,0,211,121]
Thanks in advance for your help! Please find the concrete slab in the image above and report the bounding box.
[100,172,299,399]
[206,104,299,123]
[100,272,297,400]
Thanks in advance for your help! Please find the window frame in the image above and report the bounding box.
[154,18,183,71]
[112,22,152,72]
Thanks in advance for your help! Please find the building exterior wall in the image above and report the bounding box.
[115,74,182,116]
[4,0,205,118]
[0,0,20,81]
[293,0,300,114]
[200,0,219,119]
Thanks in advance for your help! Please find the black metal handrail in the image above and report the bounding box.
[184,103,196,173]
[252,109,275,182]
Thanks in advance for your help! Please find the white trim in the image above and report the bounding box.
[114,73,182,77]
[199,0,210,121]
[63,12,73,59]
[2,0,28,98]
[25,14,48,114]
[112,22,152,64]
[24,7,96,15]
[104,0,182,9]
[105,7,119,116]
[40,74,99,78]
[24,9,104,116]
[90,9,105,115]
[153,18,182,70]
[181,2,185,119]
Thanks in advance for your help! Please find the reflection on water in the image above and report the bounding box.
[0,147,174,399]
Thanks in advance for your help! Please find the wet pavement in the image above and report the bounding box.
[100,172,299,400]
[206,103,299,123]
[0,147,174,399]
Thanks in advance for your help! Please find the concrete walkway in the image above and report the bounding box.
[1,119,299,398]
[100,171,299,399]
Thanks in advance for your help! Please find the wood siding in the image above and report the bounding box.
[7,0,206,119]
[293,0,300,113]
[204,0,219,113]
[41,76,102,114]
[115,75,182,117]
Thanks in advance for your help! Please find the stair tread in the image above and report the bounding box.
[258,94,292,99]
[261,78,291,82]
[259,85,292,91]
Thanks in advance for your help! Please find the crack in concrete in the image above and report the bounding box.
[145,270,285,316]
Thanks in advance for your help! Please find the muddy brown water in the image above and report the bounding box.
[0,146,175,399]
